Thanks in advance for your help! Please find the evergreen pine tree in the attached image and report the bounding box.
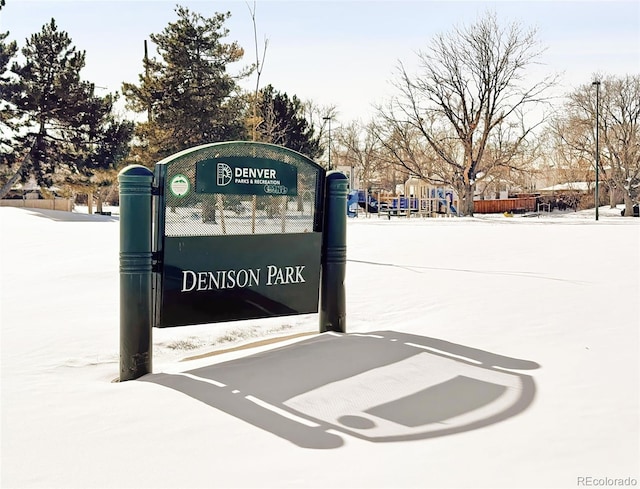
[123,6,250,167]
[2,19,132,196]
[255,84,321,159]
[0,31,19,169]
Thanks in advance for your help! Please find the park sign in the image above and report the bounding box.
[153,141,326,328]
[118,141,348,380]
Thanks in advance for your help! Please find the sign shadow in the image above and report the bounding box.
[141,331,539,449]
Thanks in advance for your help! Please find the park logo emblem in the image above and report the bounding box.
[169,174,190,198]
[216,162,233,186]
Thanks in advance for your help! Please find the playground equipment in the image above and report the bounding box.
[374,177,458,218]
[347,189,381,217]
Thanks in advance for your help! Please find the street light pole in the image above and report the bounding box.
[323,116,332,170]
[592,80,601,221]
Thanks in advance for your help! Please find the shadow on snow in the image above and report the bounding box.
[141,331,539,449]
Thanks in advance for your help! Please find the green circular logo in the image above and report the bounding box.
[170,174,190,197]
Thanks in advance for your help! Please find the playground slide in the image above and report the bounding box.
[354,190,379,213]
[347,191,359,218]
[436,189,457,215]
[442,201,456,214]
[358,201,379,213]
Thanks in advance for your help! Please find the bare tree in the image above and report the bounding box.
[547,88,600,205]
[334,120,383,190]
[246,1,268,233]
[551,75,640,215]
[600,75,640,216]
[379,12,556,215]
[374,116,459,186]
[303,101,338,168]
[547,112,595,181]
[247,1,268,142]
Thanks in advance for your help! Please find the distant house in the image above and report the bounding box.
[1,177,73,211]
[538,182,591,194]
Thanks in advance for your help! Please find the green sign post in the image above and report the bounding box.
[118,165,154,381]
[118,141,347,381]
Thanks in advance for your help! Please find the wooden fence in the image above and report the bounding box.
[472,197,537,214]
[0,198,74,212]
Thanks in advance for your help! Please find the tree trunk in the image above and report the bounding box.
[251,195,256,233]
[609,186,617,208]
[0,139,36,200]
[216,195,226,234]
[202,197,216,223]
[87,191,94,214]
[0,169,23,200]
[623,193,634,218]
[461,184,475,216]
[280,196,287,233]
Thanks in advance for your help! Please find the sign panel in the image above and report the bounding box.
[153,141,326,328]
[196,157,298,197]
[158,233,321,327]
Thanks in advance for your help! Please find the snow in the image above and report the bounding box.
[1,205,639,488]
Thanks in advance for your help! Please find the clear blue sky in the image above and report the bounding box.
[2,0,639,123]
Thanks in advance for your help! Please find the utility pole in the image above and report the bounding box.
[323,116,332,170]
[144,40,152,123]
[592,80,600,221]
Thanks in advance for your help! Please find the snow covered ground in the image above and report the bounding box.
[1,205,638,488]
